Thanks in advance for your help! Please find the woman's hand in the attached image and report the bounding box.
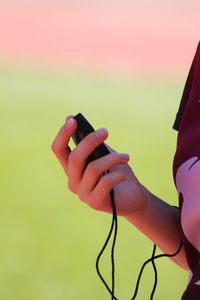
[51,116,189,269]
[51,116,146,216]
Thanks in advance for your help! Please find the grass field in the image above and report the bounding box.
[0,66,188,299]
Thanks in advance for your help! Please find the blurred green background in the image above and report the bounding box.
[1,0,199,298]
[0,65,188,299]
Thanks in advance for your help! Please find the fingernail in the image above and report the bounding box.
[96,128,108,137]
[120,153,129,160]
[66,115,74,122]
[66,118,74,129]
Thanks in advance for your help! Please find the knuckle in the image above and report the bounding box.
[68,152,78,166]
[89,201,99,210]
[86,196,100,210]
[87,130,104,147]
[51,142,58,154]
[67,178,77,193]
[78,192,84,202]
[87,134,98,148]
[102,175,112,188]
[77,187,86,202]
[87,162,98,176]
[102,172,123,188]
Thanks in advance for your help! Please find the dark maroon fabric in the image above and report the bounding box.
[173,41,200,169]
[173,41,200,299]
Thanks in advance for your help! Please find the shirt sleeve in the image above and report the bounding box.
[172,53,196,131]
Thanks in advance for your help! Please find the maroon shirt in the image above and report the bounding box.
[173,41,200,299]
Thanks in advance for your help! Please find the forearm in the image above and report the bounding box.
[124,184,189,270]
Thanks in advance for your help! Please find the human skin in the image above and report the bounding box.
[51,116,189,270]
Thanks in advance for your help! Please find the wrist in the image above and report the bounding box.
[123,181,149,219]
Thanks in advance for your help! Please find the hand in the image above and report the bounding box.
[51,116,146,216]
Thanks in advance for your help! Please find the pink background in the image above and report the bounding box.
[0,1,199,74]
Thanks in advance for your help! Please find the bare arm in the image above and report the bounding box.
[124,185,189,270]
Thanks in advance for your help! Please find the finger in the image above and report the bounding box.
[67,128,108,185]
[51,117,77,173]
[79,153,129,197]
[86,172,125,211]
[65,115,74,122]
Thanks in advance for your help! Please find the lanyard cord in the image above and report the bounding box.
[95,176,183,300]
[130,239,183,300]
[95,187,118,300]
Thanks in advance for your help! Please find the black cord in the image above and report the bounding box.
[110,189,118,299]
[95,184,183,300]
[150,244,158,300]
[95,169,118,300]
[130,239,183,300]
